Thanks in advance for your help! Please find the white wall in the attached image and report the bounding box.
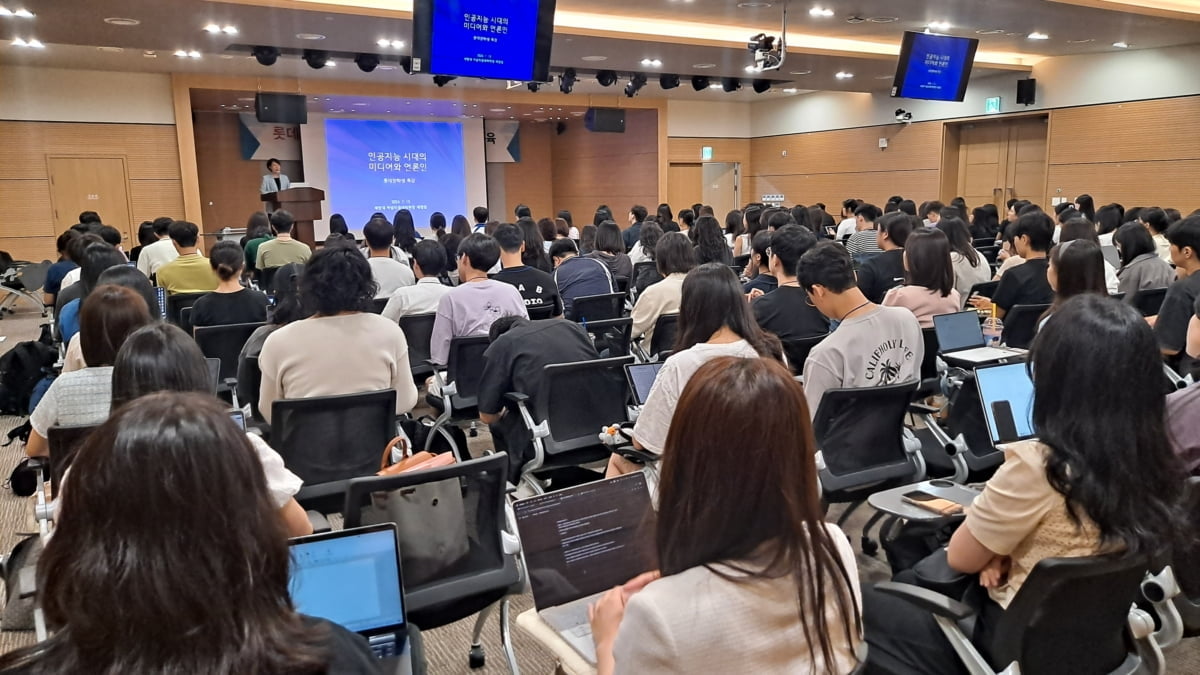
[751,44,1200,137]
[667,99,752,138]
[0,65,175,124]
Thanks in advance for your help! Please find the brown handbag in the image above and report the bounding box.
[377,437,455,476]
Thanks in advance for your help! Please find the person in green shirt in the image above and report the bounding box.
[256,210,313,271]
[156,220,219,295]
[243,211,274,275]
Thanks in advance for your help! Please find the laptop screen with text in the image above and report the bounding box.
[289,527,405,634]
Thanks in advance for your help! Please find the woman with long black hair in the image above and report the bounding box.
[692,215,733,266]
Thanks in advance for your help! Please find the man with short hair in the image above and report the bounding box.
[363,217,415,298]
[155,220,218,295]
[845,203,883,256]
[743,231,777,295]
[514,204,532,220]
[699,205,715,217]
[478,315,600,483]
[752,226,830,342]
[1155,217,1200,370]
[622,205,648,251]
[923,201,945,228]
[136,216,179,277]
[78,211,102,226]
[835,199,861,239]
[857,211,912,304]
[677,209,695,235]
[491,223,563,318]
[61,224,128,289]
[550,238,614,320]
[766,211,796,232]
[429,233,528,365]
[798,241,923,417]
[970,212,1055,318]
[472,206,490,232]
[382,239,452,322]
[256,210,312,271]
[1140,207,1172,262]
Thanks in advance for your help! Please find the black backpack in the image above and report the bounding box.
[0,340,57,416]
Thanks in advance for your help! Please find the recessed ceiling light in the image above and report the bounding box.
[142,50,157,58]
[220,54,234,59]
[927,21,951,31]
[312,96,320,100]
[1028,32,1050,40]
[324,58,335,67]
[874,74,894,80]
[976,29,1005,35]
[204,24,220,33]
[737,2,772,7]
[790,70,812,76]
[228,105,241,110]
[640,58,662,67]
[238,97,255,102]
[692,63,717,69]
[1113,41,1129,48]
[10,37,43,48]
[782,88,798,93]
[580,55,607,62]
[324,97,331,101]
[104,17,140,26]
[835,71,853,79]
[97,46,124,53]
[1067,38,1094,44]
[378,65,396,70]
[708,83,723,89]
[809,7,834,17]
[867,17,898,23]
[296,33,326,40]
[205,24,238,35]
[489,108,507,112]
[0,8,34,18]
[352,102,368,107]
[571,111,585,116]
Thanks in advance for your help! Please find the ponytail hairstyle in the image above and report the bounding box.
[208,240,245,282]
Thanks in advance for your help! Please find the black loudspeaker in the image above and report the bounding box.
[1016,78,1037,106]
[584,108,625,133]
[255,93,308,124]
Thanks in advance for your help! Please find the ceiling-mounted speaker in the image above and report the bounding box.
[585,108,625,133]
[556,121,567,135]
[255,93,307,124]
[1017,78,1037,105]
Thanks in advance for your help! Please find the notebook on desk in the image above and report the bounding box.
[514,473,656,664]
[288,524,408,661]
[933,311,1027,365]
[975,361,1037,446]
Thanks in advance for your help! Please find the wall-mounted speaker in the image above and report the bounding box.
[1016,78,1037,106]
[255,93,308,124]
[556,122,567,136]
[584,108,625,133]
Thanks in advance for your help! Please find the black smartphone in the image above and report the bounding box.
[992,400,1019,443]
[229,410,246,431]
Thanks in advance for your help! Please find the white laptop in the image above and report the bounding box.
[974,361,1037,446]
[933,311,1027,366]
[514,473,656,664]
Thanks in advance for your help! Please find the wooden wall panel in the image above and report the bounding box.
[501,122,555,221]
[1046,160,1200,212]
[1048,98,1200,166]
[750,122,943,177]
[0,181,54,238]
[193,112,273,233]
[667,138,751,166]
[551,109,658,228]
[130,180,186,224]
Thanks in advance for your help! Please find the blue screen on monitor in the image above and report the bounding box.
[325,119,466,231]
[422,0,550,81]
[892,32,978,102]
[289,529,405,633]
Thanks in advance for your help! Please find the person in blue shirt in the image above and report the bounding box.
[550,238,615,320]
[43,230,80,307]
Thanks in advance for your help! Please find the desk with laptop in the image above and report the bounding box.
[933,310,1027,369]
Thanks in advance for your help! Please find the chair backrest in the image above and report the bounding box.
[340,454,518,618]
[781,334,828,375]
[166,292,207,327]
[1131,287,1168,317]
[240,355,263,418]
[260,267,279,294]
[580,317,633,357]
[14,261,50,293]
[1178,476,1200,600]
[972,237,996,248]
[270,389,397,486]
[920,327,940,381]
[992,553,1149,675]
[1001,303,1050,349]
[647,313,679,358]
[193,322,265,381]
[613,276,629,295]
[444,336,490,408]
[572,292,626,323]
[369,297,388,314]
[631,261,657,283]
[527,304,556,320]
[975,246,1000,265]
[732,253,752,268]
[47,424,98,494]
[398,313,437,378]
[536,356,635,456]
[812,381,918,490]
[964,281,999,309]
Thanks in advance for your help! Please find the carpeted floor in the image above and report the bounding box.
[0,305,1194,673]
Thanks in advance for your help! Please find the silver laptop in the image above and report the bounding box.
[624,362,664,406]
[514,473,656,664]
[288,524,409,662]
[933,311,1026,365]
[974,361,1037,446]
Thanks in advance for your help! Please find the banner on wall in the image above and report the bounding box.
[483,120,521,163]
[238,113,301,161]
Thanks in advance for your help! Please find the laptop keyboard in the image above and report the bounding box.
[368,634,398,659]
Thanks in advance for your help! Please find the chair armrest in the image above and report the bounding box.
[1142,567,1184,650]
[874,581,976,622]
[908,402,941,416]
[504,392,549,440]
[615,445,660,465]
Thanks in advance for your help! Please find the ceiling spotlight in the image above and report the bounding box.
[376,38,390,48]
[1028,32,1049,40]
[926,21,951,31]
[324,59,336,67]
[624,72,648,98]
[433,75,456,87]
[1112,41,1129,48]
[721,77,741,92]
[251,46,279,66]
[527,81,543,93]
[783,87,799,93]
[709,83,723,90]
[204,24,221,33]
[596,70,618,87]
[355,53,380,72]
[639,58,662,67]
[835,71,853,79]
[1,8,34,18]
[752,79,771,94]
[691,75,711,91]
[659,74,680,90]
[302,49,329,69]
[559,67,578,94]
[809,7,834,17]
[188,50,201,58]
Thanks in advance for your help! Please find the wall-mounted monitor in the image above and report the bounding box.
[890,31,979,102]
[411,0,557,82]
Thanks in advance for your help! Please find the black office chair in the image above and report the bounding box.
[813,381,925,553]
[270,389,397,512]
[526,304,556,320]
[630,261,657,299]
[877,553,1167,675]
[166,292,207,331]
[916,327,941,397]
[369,297,388,314]
[342,454,521,673]
[1130,287,1168,317]
[972,237,997,248]
[644,313,678,361]
[975,246,1001,266]
[732,253,752,269]
[398,313,437,381]
[194,322,265,403]
[238,354,264,421]
[964,281,999,309]
[781,334,828,376]
[571,292,626,322]
[508,356,634,493]
[426,336,490,456]
[613,276,629,296]
[1001,303,1050,349]
[259,267,280,295]
[580,317,633,357]
[46,424,98,495]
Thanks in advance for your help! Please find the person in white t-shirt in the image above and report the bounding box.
[135,216,180,277]
[362,217,415,298]
[382,240,453,322]
[835,198,862,240]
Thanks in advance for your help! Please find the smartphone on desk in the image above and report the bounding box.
[901,490,964,516]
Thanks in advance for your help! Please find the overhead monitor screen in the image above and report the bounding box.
[891,31,979,102]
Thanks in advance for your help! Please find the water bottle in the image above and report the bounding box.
[982,304,1003,347]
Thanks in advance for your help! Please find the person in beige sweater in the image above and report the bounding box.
[259,247,417,423]
[589,357,862,674]
[629,233,696,348]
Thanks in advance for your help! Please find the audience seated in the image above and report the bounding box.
[937,216,990,300]
[135,216,179,277]
[1167,381,1200,476]
[381,240,452,323]
[1114,222,1175,301]
[621,205,648,251]
[628,221,662,266]
[970,205,1001,241]
[155,220,218,296]
[242,211,273,276]
[1042,240,1108,327]
[691,215,733,266]
[27,285,152,457]
[632,232,666,297]
[862,295,1188,674]
[491,223,564,319]
[630,232,696,345]
[0,393,375,672]
[845,203,884,257]
[238,263,310,405]
[856,211,912,304]
[256,210,312,271]
[1096,203,1124,247]
[742,231,777,295]
[362,216,415,298]
[62,226,123,289]
[429,233,527,365]
[259,247,418,423]
[550,238,615,320]
[970,212,1054,318]
[752,225,830,341]
[42,230,79,307]
[1140,207,1173,262]
[723,209,744,250]
[1155,216,1200,370]
[732,206,761,257]
[58,242,129,343]
[993,222,1025,279]
[54,232,103,304]
[63,265,159,373]
[882,229,961,328]
[798,242,923,416]
[128,220,155,264]
[586,222,635,282]
[477,315,600,483]
[189,240,270,329]
[590,356,862,674]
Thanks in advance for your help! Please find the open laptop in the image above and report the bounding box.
[514,473,656,664]
[975,361,1037,446]
[624,362,664,406]
[933,311,1027,366]
[288,524,409,661]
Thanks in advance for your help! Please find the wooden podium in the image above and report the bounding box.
[261,187,325,248]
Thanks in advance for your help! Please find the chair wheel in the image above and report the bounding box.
[861,536,878,557]
[468,646,485,669]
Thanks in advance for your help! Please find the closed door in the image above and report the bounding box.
[1006,117,1048,208]
[667,163,703,214]
[47,157,133,242]
[955,117,1048,210]
[702,162,739,217]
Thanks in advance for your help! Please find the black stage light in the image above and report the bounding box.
[752,79,771,94]
[721,77,741,92]
[527,81,542,92]
[560,68,577,94]
[691,76,710,91]
[659,74,680,90]
[355,53,380,72]
[624,73,647,98]
[302,49,329,69]
[433,75,456,87]
[251,46,279,66]
[596,70,618,87]
[399,56,413,74]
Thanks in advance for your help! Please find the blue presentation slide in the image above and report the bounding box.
[325,119,466,230]
[899,33,973,100]
[430,0,540,80]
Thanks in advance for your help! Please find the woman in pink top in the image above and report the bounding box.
[882,228,961,328]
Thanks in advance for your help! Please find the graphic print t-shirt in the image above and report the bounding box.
[492,265,563,317]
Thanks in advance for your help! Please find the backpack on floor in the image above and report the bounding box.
[0,340,57,416]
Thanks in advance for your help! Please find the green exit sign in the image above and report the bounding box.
[701,146,713,160]
[985,96,1002,114]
